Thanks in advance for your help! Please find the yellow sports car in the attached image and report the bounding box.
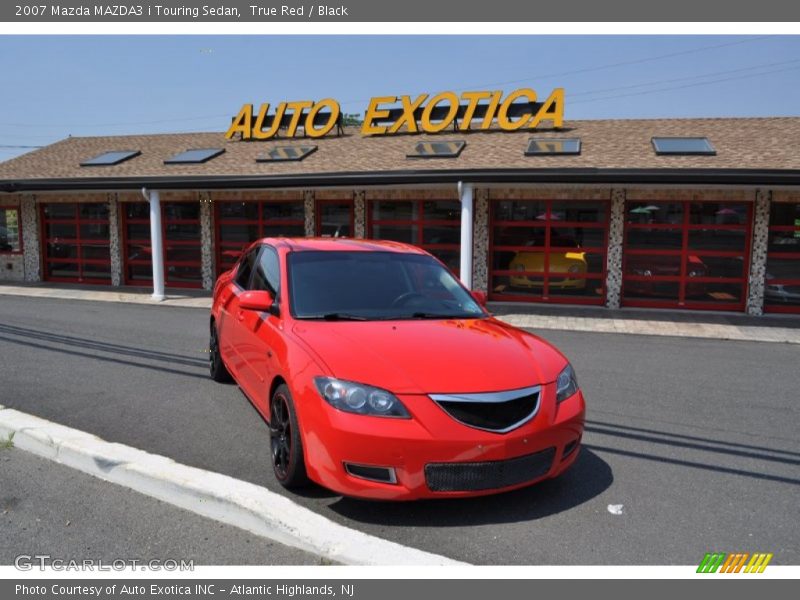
[509,250,588,290]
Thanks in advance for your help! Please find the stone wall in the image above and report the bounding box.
[200,192,214,290]
[472,188,489,293]
[746,189,771,316]
[605,189,626,309]
[20,194,40,282]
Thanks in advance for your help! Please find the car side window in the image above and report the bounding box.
[252,246,280,295]
[235,248,258,289]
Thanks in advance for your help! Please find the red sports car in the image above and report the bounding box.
[210,238,585,500]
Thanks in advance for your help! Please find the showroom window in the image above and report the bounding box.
[316,200,353,238]
[622,200,752,310]
[489,199,609,304]
[368,199,461,274]
[216,200,305,275]
[0,207,21,253]
[122,201,203,288]
[40,202,111,284]
[764,202,800,313]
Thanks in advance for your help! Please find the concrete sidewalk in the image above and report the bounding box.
[2,282,799,344]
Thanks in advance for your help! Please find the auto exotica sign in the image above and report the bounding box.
[225,88,564,140]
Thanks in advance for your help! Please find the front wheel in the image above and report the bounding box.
[269,384,309,488]
[209,322,233,383]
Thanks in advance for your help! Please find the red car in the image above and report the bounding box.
[210,238,585,500]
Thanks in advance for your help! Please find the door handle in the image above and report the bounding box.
[237,310,245,321]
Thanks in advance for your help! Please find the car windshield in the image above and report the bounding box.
[288,250,486,321]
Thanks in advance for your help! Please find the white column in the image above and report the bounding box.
[458,182,474,289]
[147,189,165,301]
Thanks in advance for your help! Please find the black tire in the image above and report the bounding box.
[209,321,233,383]
[269,384,309,488]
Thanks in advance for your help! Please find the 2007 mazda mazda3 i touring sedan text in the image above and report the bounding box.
[210,238,585,500]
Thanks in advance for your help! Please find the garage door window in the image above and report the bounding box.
[765,202,800,313]
[0,207,21,253]
[41,202,111,284]
[368,199,461,274]
[216,200,304,275]
[622,200,752,310]
[489,199,608,304]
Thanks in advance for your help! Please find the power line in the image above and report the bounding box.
[0,144,43,149]
[0,36,777,130]
[570,63,800,105]
[337,35,776,106]
[569,57,800,99]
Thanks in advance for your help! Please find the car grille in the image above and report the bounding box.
[425,447,556,492]
[430,385,541,433]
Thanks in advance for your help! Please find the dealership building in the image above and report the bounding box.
[0,110,799,315]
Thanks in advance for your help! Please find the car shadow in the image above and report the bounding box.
[324,448,612,526]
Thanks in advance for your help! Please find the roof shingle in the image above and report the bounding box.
[1,117,799,186]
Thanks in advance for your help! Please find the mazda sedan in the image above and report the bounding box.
[210,238,585,500]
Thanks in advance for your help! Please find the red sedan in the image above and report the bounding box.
[210,238,585,500]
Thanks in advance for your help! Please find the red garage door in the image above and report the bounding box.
[215,200,305,276]
[489,199,609,304]
[40,202,111,284]
[121,202,203,288]
[765,202,800,313]
[622,200,752,310]
[368,199,461,274]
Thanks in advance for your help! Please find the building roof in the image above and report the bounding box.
[2,117,800,191]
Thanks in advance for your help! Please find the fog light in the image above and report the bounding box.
[344,463,398,484]
[562,437,581,460]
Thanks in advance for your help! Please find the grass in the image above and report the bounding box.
[0,432,14,450]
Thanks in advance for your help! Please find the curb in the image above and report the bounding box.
[0,405,465,566]
[500,314,800,345]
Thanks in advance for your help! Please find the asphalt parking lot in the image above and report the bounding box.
[0,295,798,564]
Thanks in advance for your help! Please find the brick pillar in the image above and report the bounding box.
[472,188,489,294]
[746,189,771,316]
[353,190,366,238]
[303,190,315,237]
[108,193,123,286]
[605,189,626,309]
[21,194,41,282]
[200,192,215,291]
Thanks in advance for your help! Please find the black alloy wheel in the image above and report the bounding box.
[269,384,308,488]
[209,322,232,382]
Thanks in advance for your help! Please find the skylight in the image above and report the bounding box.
[652,137,716,156]
[525,138,581,156]
[80,150,141,166]
[407,140,466,159]
[256,146,318,162]
[164,148,225,164]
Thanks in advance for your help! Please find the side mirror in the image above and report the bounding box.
[471,290,488,307]
[239,290,276,313]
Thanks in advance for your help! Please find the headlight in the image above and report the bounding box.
[555,363,579,403]
[314,377,410,418]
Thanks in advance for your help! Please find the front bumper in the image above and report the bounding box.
[299,382,585,500]
[510,275,587,290]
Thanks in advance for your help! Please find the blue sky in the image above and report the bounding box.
[0,35,798,161]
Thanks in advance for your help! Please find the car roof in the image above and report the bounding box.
[257,237,431,255]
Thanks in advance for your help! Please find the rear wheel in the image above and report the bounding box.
[270,384,309,488]
[209,322,233,383]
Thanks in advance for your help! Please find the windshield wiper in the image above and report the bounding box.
[320,313,369,321]
[408,312,473,319]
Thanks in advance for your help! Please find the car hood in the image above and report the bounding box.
[290,317,567,394]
